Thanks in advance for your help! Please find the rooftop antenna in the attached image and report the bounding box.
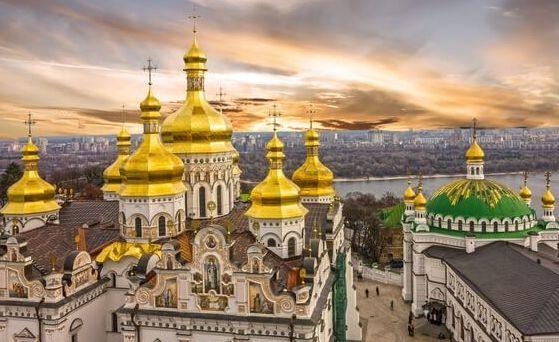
[142,57,157,86]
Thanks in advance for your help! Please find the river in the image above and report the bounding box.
[334,172,559,217]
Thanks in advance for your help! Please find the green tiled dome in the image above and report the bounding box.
[426,179,533,220]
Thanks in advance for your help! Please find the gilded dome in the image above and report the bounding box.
[120,87,186,197]
[246,132,308,219]
[292,128,335,198]
[414,191,427,210]
[542,188,555,208]
[466,139,485,162]
[404,178,416,203]
[232,148,242,176]
[102,127,131,194]
[161,36,234,155]
[519,184,532,200]
[427,179,532,219]
[1,137,60,215]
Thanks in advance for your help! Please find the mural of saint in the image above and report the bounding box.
[204,257,220,293]
[249,282,273,314]
[155,278,177,308]
[205,235,217,249]
[8,271,28,299]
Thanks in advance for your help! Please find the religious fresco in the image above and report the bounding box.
[249,282,274,314]
[205,235,217,249]
[198,292,228,311]
[204,256,220,293]
[221,273,234,296]
[8,270,28,299]
[155,278,177,308]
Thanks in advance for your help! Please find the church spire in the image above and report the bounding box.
[465,118,485,180]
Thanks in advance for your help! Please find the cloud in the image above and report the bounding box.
[317,118,399,130]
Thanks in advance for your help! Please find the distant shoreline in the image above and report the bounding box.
[240,171,527,185]
[333,171,525,182]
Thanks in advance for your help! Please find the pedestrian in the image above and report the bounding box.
[375,286,379,296]
[407,323,412,336]
[408,311,413,324]
[410,323,415,336]
[365,288,369,298]
[390,300,394,311]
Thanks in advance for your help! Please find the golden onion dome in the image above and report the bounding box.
[404,179,416,203]
[466,139,485,162]
[246,132,308,219]
[232,148,242,176]
[292,128,335,198]
[542,188,555,208]
[119,86,186,197]
[1,137,60,215]
[102,126,131,194]
[161,35,234,155]
[519,185,532,200]
[414,191,427,210]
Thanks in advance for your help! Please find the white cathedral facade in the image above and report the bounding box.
[0,31,361,342]
[400,129,559,342]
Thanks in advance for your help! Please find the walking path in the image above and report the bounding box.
[354,278,446,341]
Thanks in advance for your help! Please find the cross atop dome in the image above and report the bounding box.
[143,57,157,86]
[187,5,200,35]
[269,104,282,132]
[307,104,316,129]
[24,112,37,138]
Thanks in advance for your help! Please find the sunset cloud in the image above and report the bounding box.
[0,0,557,138]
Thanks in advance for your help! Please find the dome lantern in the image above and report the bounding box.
[403,174,416,216]
[1,113,60,233]
[542,171,556,223]
[292,106,335,203]
[465,118,485,180]
[519,171,532,206]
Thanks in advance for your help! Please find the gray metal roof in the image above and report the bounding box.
[425,241,559,336]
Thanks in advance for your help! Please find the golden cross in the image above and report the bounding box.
[418,173,423,191]
[545,171,551,189]
[472,118,478,140]
[24,112,37,138]
[306,104,316,129]
[188,5,201,34]
[269,104,281,132]
[143,57,157,86]
[523,171,528,186]
[216,87,226,102]
[121,104,126,126]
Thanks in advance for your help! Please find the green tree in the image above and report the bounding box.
[0,162,23,206]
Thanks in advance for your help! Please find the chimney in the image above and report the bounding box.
[465,234,476,254]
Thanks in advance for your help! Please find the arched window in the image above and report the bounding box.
[475,167,480,175]
[121,212,126,225]
[268,239,277,247]
[135,217,142,237]
[199,187,206,217]
[177,212,182,231]
[458,221,463,231]
[438,217,442,228]
[447,219,452,229]
[288,237,296,257]
[12,225,19,235]
[469,221,474,232]
[158,216,166,236]
[481,221,487,232]
[504,221,509,232]
[515,221,519,231]
[217,184,223,216]
[493,221,498,232]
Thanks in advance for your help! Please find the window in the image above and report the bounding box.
[438,218,442,228]
[288,237,296,257]
[481,222,487,232]
[268,239,277,247]
[134,217,142,237]
[158,216,166,236]
[177,213,182,231]
[71,335,78,342]
[493,221,498,232]
[458,221,463,231]
[447,219,452,229]
[469,221,474,232]
[12,225,19,235]
[217,185,223,215]
[199,187,206,218]
[505,222,509,232]
[515,221,519,231]
[111,312,118,332]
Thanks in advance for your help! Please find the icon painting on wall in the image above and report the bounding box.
[249,282,273,314]
[155,278,178,308]
[8,270,28,299]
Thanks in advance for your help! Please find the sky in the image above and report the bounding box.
[0,0,558,138]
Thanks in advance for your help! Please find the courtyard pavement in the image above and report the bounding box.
[354,278,448,342]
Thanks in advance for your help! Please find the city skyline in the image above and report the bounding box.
[0,0,558,138]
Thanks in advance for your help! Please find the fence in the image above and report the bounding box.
[360,265,403,286]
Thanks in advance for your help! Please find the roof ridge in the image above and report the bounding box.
[524,286,559,334]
